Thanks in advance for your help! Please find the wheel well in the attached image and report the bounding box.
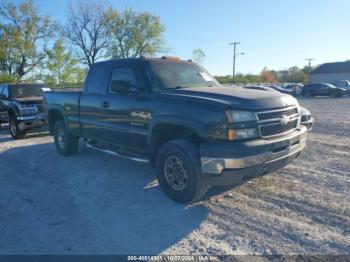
[48,109,64,134]
[150,123,203,165]
[8,108,15,117]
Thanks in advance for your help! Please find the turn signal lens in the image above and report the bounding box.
[228,129,235,140]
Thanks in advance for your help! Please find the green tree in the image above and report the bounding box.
[277,66,308,83]
[63,1,109,67]
[0,0,56,79]
[105,8,165,58]
[46,39,81,85]
[192,49,206,65]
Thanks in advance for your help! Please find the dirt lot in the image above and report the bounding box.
[0,98,349,255]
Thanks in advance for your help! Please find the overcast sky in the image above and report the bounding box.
[29,0,350,75]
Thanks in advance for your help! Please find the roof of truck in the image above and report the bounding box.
[92,56,194,66]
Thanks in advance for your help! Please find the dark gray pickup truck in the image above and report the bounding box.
[44,57,308,203]
[0,83,48,139]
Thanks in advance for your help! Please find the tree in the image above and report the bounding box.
[63,1,109,67]
[105,8,165,59]
[259,67,277,83]
[192,49,206,65]
[277,66,308,83]
[46,39,81,85]
[0,0,56,79]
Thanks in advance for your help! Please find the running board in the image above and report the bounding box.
[86,143,149,163]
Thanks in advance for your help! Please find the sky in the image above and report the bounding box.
[29,0,350,75]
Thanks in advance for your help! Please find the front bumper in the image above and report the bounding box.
[17,114,47,131]
[200,126,307,186]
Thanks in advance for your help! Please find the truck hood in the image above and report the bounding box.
[160,86,298,110]
[12,96,43,105]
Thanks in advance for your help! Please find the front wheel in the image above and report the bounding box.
[330,92,337,98]
[9,115,25,140]
[155,140,208,204]
[53,120,79,156]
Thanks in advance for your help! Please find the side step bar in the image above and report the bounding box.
[86,143,149,163]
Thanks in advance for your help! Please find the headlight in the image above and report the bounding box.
[228,128,259,140]
[18,104,37,115]
[226,110,256,123]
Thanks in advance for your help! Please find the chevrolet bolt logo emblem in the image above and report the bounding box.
[280,115,290,125]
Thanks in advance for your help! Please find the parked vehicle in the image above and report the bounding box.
[332,80,350,96]
[44,57,308,203]
[284,84,304,96]
[301,83,346,97]
[265,85,294,96]
[300,107,314,131]
[0,83,49,139]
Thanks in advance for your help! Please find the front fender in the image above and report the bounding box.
[147,114,207,146]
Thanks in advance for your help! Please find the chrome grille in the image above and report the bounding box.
[36,104,44,112]
[257,108,298,122]
[256,107,300,138]
[260,119,298,137]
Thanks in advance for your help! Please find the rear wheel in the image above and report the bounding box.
[330,92,337,98]
[9,115,25,140]
[53,120,79,156]
[155,140,208,203]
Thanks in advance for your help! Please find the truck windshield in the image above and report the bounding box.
[145,61,222,92]
[10,84,44,98]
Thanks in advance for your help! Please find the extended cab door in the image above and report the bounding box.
[101,66,150,155]
[79,63,110,139]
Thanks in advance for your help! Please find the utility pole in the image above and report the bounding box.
[229,42,244,77]
[305,58,315,74]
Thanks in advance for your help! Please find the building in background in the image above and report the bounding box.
[310,61,350,85]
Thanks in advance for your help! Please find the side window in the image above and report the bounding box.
[108,67,139,95]
[3,86,9,97]
[86,64,109,94]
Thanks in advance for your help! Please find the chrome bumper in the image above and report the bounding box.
[17,114,45,121]
[201,126,307,175]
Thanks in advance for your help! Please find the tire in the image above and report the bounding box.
[9,115,26,140]
[53,120,79,156]
[302,91,311,97]
[155,139,208,204]
[330,92,337,98]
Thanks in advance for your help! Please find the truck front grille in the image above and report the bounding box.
[257,107,298,121]
[256,107,300,138]
[36,104,44,113]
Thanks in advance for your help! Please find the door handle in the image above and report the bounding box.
[102,101,109,108]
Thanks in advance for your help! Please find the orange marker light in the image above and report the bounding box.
[228,129,235,140]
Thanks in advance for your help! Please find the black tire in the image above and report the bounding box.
[330,92,337,98]
[155,139,208,204]
[9,115,26,140]
[302,91,312,97]
[53,120,79,156]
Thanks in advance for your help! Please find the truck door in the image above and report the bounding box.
[79,63,109,139]
[101,66,149,155]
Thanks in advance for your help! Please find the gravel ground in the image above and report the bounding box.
[0,98,349,255]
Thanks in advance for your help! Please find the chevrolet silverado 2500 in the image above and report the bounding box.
[43,57,308,203]
[0,83,48,139]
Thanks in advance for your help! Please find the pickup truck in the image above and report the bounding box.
[44,57,308,203]
[0,83,48,139]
